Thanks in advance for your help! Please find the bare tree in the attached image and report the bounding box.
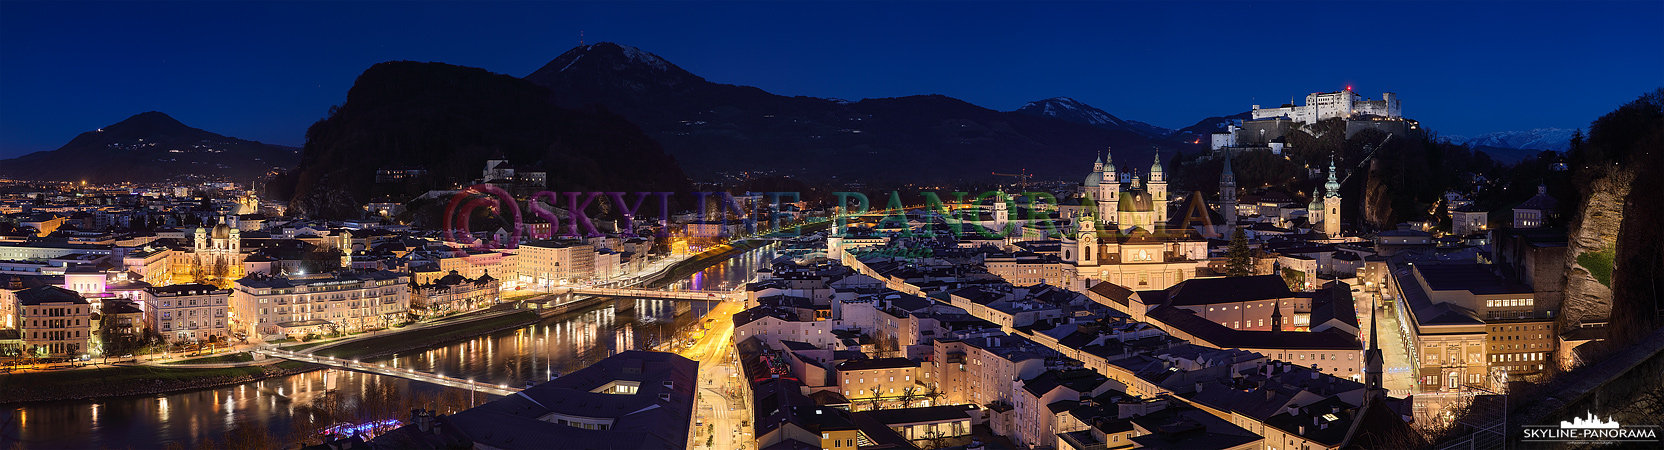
[897,386,920,409]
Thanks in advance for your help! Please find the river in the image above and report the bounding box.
[0,241,779,449]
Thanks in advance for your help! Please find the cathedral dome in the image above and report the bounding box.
[1119,190,1154,212]
[1084,171,1101,187]
[211,223,232,240]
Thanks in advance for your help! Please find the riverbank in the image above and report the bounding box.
[0,360,319,404]
[648,238,777,289]
[313,310,542,360]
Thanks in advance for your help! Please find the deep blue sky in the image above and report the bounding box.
[2,1,1660,158]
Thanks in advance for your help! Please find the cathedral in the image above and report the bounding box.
[169,216,246,287]
[1061,148,1211,291]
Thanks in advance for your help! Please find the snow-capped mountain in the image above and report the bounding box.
[1448,128,1576,151]
[1014,97,1173,138]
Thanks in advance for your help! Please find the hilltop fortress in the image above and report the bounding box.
[1213,87,1417,152]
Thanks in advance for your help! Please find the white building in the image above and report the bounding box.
[230,271,410,339]
[147,283,232,343]
[518,240,595,288]
[1252,89,1402,123]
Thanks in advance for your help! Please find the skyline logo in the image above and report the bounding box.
[1522,410,1660,445]
[1560,411,1620,429]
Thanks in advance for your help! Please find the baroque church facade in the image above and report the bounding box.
[1060,148,1214,291]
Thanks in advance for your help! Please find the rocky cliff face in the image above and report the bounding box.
[1559,88,1664,357]
[1559,166,1630,330]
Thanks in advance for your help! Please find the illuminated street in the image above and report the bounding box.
[682,300,747,450]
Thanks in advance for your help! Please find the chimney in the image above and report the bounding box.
[413,409,432,432]
[1311,364,1319,380]
[1299,425,1306,435]
[1195,382,1204,393]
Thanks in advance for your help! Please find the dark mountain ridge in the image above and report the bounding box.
[274,60,690,219]
[1014,97,1175,139]
[525,43,1187,183]
[0,111,299,183]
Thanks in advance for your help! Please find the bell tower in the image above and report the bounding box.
[1150,152,1168,223]
[1324,157,1342,237]
[1219,154,1238,228]
[1098,147,1119,223]
[1077,210,1097,267]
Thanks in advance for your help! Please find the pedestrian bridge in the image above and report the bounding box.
[253,348,519,396]
[560,286,744,302]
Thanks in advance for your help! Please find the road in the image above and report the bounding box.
[1354,288,1415,395]
[681,300,749,450]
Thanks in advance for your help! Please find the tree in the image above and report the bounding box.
[919,428,950,450]
[300,247,345,274]
[1281,267,1307,291]
[868,384,886,410]
[1225,227,1253,277]
[897,386,920,409]
[1433,199,1452,234]
[921,384,943,407]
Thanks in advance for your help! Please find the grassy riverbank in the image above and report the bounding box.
[0,360,317,404]
[164,352,254,365]
[314,310,541,360]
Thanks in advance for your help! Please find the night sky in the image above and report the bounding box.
[1,1,1659,158]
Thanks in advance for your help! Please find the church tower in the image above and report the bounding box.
[994,191,1010,235]
[194,225,208,254]
[1271,299,1283,332]
[1097,147,1120,222]
[1364,294,1385,395]
[1307,186,1324,228]
[1149,152,1168,223]
[1077,206,1097,267]
[1219,154,1238,228]
[1324,158,1342,237]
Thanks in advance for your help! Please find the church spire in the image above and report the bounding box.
[1103,147,1116,175]
[1220,153,1236,185]
[1271,299,1283,333]
[1325,155,1341,198]
[1364,284,1384,392]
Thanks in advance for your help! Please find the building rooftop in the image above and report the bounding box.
[16,285,88,305]
[403,350,697,450]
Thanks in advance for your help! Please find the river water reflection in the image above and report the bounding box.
[1,242,777,449]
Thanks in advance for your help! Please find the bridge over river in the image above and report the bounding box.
[252,348,520,396]
[559,286,744,302]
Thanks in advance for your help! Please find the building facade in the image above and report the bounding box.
[147,283,231,343]
[230,271,411,339]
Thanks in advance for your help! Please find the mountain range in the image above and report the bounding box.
[0,112,299,183]
[1447,127,1576,151]
[524,43,1197,183]
[1013,97,1175,138]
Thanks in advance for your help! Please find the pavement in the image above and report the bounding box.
[1355,288,1416,395]
[681,300,749,450]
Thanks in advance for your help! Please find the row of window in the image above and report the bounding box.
[1491,352,1545,363]
[161,309,224,320]
[162,320,223,330]
[1485,298,1534,308]
[30,330,81,340]
[27,319,81,328]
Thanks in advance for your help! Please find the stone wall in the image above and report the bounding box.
[1509,325,1664,447]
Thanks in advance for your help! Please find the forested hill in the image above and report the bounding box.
[270,61,690,218]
